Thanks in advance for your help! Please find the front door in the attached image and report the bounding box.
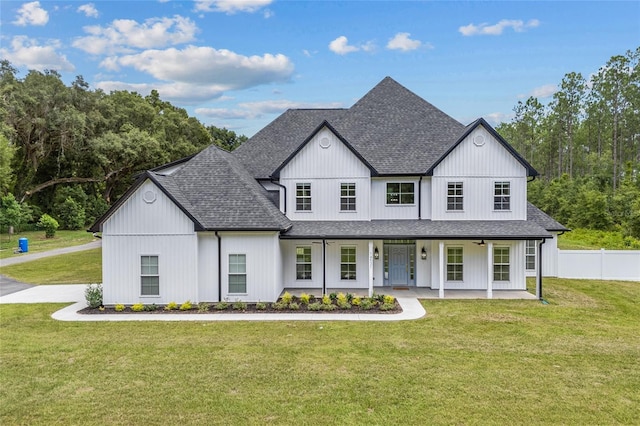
[389,245,409,286]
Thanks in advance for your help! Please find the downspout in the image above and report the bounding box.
[418,176,423,220]
[527,175,536,182]
[270,179,287,214]
[322,239,327,296]
[216,231,222,302]
[537,238,546,302]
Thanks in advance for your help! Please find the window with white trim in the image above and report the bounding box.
[296,246,312,280]
[340,246,357,280]
[296,183,311,211]
[446,247,463,281]
[493,247,510,281]
[494,181,511,210]
[526,240,536,271]
[141,255,159,296]
[447,182,463,211]
[340,183,356,211]
[228,254,247,293]
[386,182,414,205]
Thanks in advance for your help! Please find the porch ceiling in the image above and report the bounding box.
[280,219,552,240]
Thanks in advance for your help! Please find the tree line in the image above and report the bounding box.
[497,48,640,239]
[0,60,246,233]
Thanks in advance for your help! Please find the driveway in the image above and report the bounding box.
[0,240,101,267]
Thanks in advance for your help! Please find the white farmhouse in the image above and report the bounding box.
[90,78,567,304]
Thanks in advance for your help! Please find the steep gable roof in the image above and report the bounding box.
[233,77,468,178]
[426,118,538,176]
[91,145,291,232]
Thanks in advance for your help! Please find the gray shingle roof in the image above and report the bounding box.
[281,219,552,240]
[234,77,467,178]
[527,202,570,232]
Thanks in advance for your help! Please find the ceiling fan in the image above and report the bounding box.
[473,240,486,247]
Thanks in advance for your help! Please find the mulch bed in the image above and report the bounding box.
[79,301,402,315]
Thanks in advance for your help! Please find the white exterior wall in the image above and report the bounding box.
[282,240,324,289]
[371,177,420,219]
[279,127,371,221]
[416,240,431,287]
[432,126,527,220]
[326,240,371,289]
[429,240,526,290]
[198,232,219,302]
[525,234,559,278]
[102,180,198,305]
[220,232,281,302]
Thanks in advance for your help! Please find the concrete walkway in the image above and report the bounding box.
[0,240,101,267]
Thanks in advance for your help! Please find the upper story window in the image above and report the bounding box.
[340,183,356,211]
[296,183,311,211]
[494,181,511,210]
[296,246,312,280]
[386,182,414,205]
[447,182,463,211]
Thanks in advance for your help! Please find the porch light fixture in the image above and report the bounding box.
[374,246,379,259]
[421,247,427,260]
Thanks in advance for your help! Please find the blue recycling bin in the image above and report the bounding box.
[18,237,28,253]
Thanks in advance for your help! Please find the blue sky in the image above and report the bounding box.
[1,1,638,137]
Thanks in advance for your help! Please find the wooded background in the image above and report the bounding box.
[1,48,638,239]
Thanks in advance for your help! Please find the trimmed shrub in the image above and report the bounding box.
[164,301,178,311]
[114,304,125,312]
[37,214,59,238]
[179,300,192,311]
[299,293,311,305]
[281,291,294,304]
[131,303,144,312]
[84,283,103,308]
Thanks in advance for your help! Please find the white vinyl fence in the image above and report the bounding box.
[558,249,640,281]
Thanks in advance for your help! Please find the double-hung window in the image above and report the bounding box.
[494,182,511,210]
[386,182,414,205]
[340,246,357,280]
[296,183,311,211]
[296,246,312,280]
[141,255,159,296]
[340,183,356,211]
[446,247,463,281]
[493,247,510,281]
[447,182,463,211]
[525,241,536,271]
[228,254,247,293]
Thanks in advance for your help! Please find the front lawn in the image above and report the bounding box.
[1,278,638,424]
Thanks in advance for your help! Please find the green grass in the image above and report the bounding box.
[1,248,102,284]
[558,228,640,250]
[1,278,638,425]
[0,230,96,259]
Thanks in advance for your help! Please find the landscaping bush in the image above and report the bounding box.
[114,304,125,312]
[255,301,267,310]
[164,301,178,311]
[144,304,158,311]
[281,291,293,304]
[197,302,210,313]
[215,301,229,310]
[233,300,247,311]
[308,302,321,311]
[37,214,59,238]
[179,301,192,311]
[299,293,311,305]
[131,303,144,312]
[84,283,102,308]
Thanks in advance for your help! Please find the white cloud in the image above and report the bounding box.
[77,3,99,18]
[13,1,49,26]
[0,36,74,71]
[194,0,272,14]
[483,112,512,126]
[459,19,540,36]
[72,15,198,55]
[530,84,557,98]
[96,45,294,104]
[196,99,343,120]
[386,32,422,52]
[328,36,376,55]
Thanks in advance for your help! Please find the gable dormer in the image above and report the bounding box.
[274,122,374,221]
[429,119,535,221]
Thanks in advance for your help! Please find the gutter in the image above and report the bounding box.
[322,239,327,296]
[216,231,222,302]
[537,238,546,301]
[418,176,423,220]
[270,178,287,214]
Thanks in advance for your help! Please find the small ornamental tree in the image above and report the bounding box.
[37,214,59,238]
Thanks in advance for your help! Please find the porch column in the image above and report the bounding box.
[368,240,374,298]
[438,241,444,299]
[486,241,493,299]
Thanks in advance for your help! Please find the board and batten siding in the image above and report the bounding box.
[219,232,281,302]
[279,127,371,221]
[431,126,527,221]
[101,179,198,305]
[198,232,219,302]
[429,240,526,290]
[371,177,420,219]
